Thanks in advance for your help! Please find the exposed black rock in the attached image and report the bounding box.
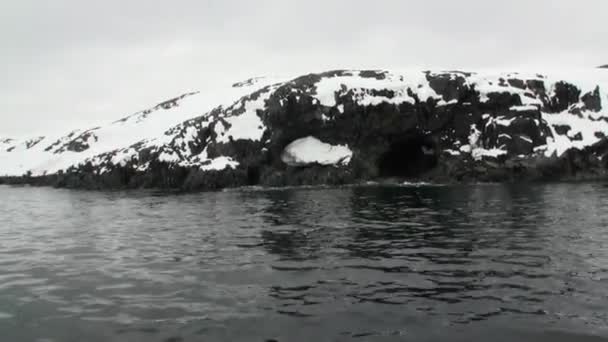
[548,81,581,113]
[581,87,602,112]
[25,136,45,149]
[377,135,438,177]
[55,129,99,153]
[232,77,265,88]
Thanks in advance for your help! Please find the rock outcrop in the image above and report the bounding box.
[2,69,608,190]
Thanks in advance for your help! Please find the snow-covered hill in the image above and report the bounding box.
[0,76,288,177]
[2,68,608,189]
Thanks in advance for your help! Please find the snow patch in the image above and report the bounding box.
[0,76,289,176]
[216,87,277,143]
[511,105,539,112]
[485,115,516,128]
[463,124,508,160]
[281,136,352,167]
[542,109,608,156]
[472,148,507,160]
[313,71,441,108]
[200,156,239,171]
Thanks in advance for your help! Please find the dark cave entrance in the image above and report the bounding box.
[377,136,438,178]
[247,166,261,186]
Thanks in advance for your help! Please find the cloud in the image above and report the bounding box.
[1,0,607,136]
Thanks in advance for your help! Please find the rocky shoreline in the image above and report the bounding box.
[2,141,607,191]
[2,69,608,191]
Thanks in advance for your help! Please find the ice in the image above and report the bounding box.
[281,136,352,167]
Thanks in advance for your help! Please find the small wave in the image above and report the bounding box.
[360,180,446,187]
[223,184,337,193]
[0,312,13,320]
[400,181,445,187]
[225,180,448,193]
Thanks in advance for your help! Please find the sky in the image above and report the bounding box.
[1,0,607,137]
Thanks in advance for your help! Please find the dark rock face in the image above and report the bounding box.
[2,69,608,191]
[599,65,608,69]
[55,130,99,153]
[25,136,45,149]
[548,81,581,113]
[232,77,265,88]
[581,87,602,112]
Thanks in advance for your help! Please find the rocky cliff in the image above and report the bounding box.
[2,69,608,190]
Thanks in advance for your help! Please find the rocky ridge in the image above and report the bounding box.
[1,69,608,190]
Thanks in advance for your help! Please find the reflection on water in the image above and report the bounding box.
[0,184,607,341]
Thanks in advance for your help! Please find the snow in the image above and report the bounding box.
[541,109,608,157]
[313,70,440,108]
[460,145,472,153]
[511,105,539,112]
[199,156,239,171]
[472,148,508,160]
[468,125,482,146]
[156,144,240,171]
[0,138,16,152]
[110,148,137,167]
[470,74,543,106]
[437,99,459,106]
[281,136,352,167]
[519,136,533,143]
[0,76,288,177]
[485,116,517,128]
[2,68,608,177]
[464,124,508,161]
[215,86,277,143]
[158,151,181,163]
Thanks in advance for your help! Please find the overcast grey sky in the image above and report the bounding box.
[1,0,607,137]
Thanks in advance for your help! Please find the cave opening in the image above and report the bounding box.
[377,136,438,178]
[247,166,261,186]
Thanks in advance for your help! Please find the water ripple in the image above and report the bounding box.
[1,184,608,341]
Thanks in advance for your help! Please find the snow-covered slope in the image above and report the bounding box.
[2,68,608,188]
[0,138,14,150]
[0,76,288,177]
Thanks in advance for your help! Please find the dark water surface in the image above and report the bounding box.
[1,183,608,342]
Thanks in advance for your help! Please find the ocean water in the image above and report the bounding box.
[0,183,607,342]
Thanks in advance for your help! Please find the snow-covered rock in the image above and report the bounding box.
[281,136,352,167]
[0,138,14,150]
[2,68,608,189]
[0,77,287,177]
